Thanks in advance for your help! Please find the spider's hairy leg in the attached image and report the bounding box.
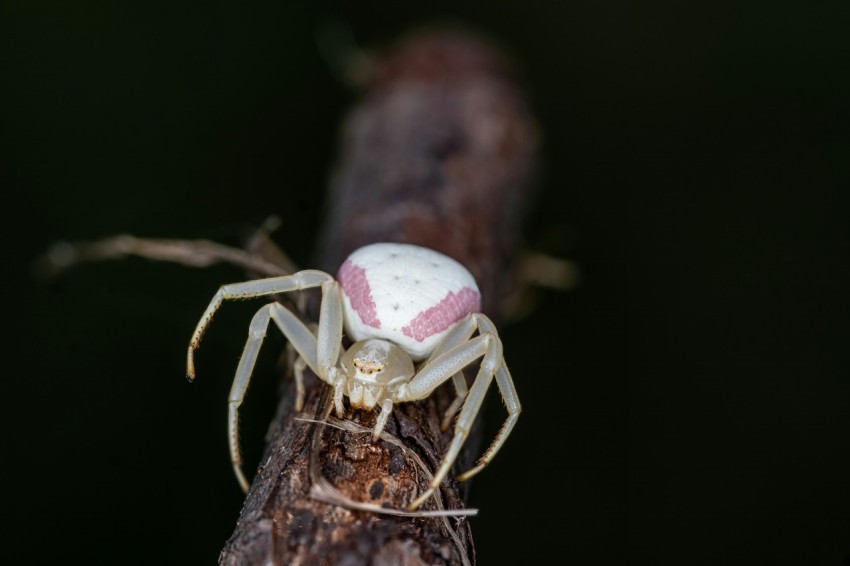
[441,374,468,432]
[405,314,515,510]
[423,315,478,431]
[316,280,344,380]
[402,335,490,401]
[400,331,497,510]
[228,302,319,492]
[456,362,520,481]
[314,279,346,416]
[187,270,331,380]
[456,315,521,481]
[291,354,308,412]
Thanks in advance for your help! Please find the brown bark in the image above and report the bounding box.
[219,29,539,565]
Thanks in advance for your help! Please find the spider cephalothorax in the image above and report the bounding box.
[188,242,520,510]
[339,339,414,410]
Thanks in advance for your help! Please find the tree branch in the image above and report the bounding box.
[219,29,539,565]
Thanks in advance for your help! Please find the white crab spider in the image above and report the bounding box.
[188,242,520,510]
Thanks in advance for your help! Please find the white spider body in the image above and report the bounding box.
[337,243,481,360]
[188,242,520,510]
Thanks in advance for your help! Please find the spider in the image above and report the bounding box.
[187,241,521,510]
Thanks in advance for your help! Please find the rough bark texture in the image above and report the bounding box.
[219,30,539,565]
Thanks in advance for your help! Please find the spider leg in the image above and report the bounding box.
[401,334,491,401]
[283,318,321,413]
[187,270,332,379]
[400,327,502,510]
[332,376,346,417]
[456,362,520,481]
[441,373,468,432]
[405,314,519,510]
[290,353,307,412]
[316,281,343,380]
[228,302,320,492]
[372,399,394,441]
[315,280,348,416]
[422,314,478,432]
[456,315,521,481]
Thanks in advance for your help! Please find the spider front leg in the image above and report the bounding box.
[422,315,479,431]
[458,363,520,478]
[456,316,521,482]
[399,314,519,510]
[227,302,319,492]
[189,270,344,492]
[186,270,331,379]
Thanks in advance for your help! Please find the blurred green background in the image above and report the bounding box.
[4,1,849,564]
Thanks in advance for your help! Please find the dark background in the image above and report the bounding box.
[4,2,849,564]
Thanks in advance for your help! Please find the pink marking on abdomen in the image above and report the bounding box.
[402,287,480,342]
[337,260,381,328]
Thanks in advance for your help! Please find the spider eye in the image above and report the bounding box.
[353,358,362,368]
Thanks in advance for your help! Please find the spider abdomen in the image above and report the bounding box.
[337,243,481,360]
